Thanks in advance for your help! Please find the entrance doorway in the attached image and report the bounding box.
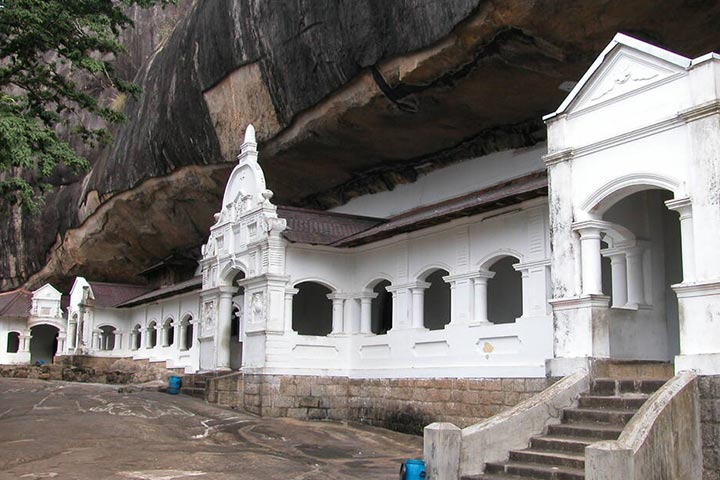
[30,324,59,364]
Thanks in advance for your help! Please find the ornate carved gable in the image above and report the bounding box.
[545,33,691,120]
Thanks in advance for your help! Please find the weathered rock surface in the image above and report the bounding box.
[4,0,720,290]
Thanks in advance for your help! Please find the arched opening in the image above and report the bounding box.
[30,324,58,364]
[162,318,174,347]
[423,269,451,331]
[6,332,19,353]
[99,326,116,351]
[230,270,245,370]
[180,315,193,350]
[292,281,333,336]
[147,321,158,349]
[230,302,243,369]
[487,257,522,324]
[600,188,682,360]
[370,280,393,335]
[132,324,141,350]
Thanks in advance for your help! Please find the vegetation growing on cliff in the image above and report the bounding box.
[0,0,172,211]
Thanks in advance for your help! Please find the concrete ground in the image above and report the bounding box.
[0,378,422,479]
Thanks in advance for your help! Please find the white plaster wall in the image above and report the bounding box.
[0,317,29,364]
[330,145,546,218]
[273,197,553,378]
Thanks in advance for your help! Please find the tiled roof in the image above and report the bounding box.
[88,282,152,308]
[0,289,32,317]
[277,206,385,245]
[117,276,202,308]
[332,171,548,247]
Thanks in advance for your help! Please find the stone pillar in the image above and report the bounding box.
[328,295,345,334]
[625,246,646,307]
[575,223,604,296]
[114,331,123,351]
[179,323,188,351]
[216,288,234,370]
[143,327,152,349]
[57,333,66,354]
[284,288,298,332]
[471,271,495,323]
[519,269,531,318]
[67,322,76,349]
[91,330,99,351]
[19,332,31,353]
[359,294,376,334]
[666,197,696,283]
[605,252,628,308]
[410,284,430,329]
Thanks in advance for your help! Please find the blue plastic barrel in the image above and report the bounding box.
[168,375,182,395]
[399,459,426,480]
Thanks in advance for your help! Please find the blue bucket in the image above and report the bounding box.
[399,459,426,480]
[168,375,182,395]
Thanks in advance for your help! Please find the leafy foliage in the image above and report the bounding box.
[0,0,173,211]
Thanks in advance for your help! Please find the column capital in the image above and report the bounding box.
[572,219,609,238]
[285,287,299,296]
[386,281,431,292]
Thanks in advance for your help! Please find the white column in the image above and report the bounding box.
[179,324,187,351]
[143,327,152,349]
[216,290,234,370]
[68,322,76,349]
[114,331,123,351]
[576,225,604,296]
[284,288,298,332]
[626,246,646,307]
[472,271,495,323]
[607,252,628,307]
[359,294,375,334]
[91,331,99,351]
[19,333,31,353]
[666,198,696,283]
[410,285,429,329]
[329,296,345,334]
[519,269,530,318]
[130,331,138,351]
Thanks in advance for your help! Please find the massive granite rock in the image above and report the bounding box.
[4,0,720,291]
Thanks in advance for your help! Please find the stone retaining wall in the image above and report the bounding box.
[699,375,720,480]
[206,373,550,434]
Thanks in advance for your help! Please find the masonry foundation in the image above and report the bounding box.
[206,373,550,434]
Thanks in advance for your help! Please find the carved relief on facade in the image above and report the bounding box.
[250,291,266,323]
[202,300,216,335]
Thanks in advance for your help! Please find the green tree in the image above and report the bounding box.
[0,0,173,211]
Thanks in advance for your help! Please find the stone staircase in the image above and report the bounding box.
[180,372,215,399]
[463,364,671,480]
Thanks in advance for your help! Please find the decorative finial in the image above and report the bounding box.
[244,124,256,145]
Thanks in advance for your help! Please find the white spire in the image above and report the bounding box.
[244,124,256,145]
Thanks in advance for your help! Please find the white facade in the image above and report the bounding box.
[6,34,720,379]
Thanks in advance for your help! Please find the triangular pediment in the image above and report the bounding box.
[32,283,61,300]
[545,33,691,120]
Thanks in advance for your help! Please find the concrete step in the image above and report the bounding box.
[591,378,667,396]
[578,395,648,410]
[562,407,636,426]
[509,449,585,470]
[529,436,594,454]
[547,422,623,441]
[484,461,584,479]
[591,360,674,380]
[180,387,205,398]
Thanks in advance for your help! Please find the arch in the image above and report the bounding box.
[477,249,524,270]
[98,325,116,351]
[415,263,453,282]
[486,256,523,324]
[162,317,174,347]
[292,277,338,292]
[423,268,451,330]
[292,281,333,336]
[362,273,394,291]
[6,331,20,353]
[218,261,248,287]
[370,279,393,335]
[581,173,681,216]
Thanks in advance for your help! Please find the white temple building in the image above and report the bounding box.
[2,33,720,382]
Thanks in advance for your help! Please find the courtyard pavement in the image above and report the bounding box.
[0,377,422,479]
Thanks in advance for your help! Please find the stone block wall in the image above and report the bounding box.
[700,375,720,480]
[204,374,551,434]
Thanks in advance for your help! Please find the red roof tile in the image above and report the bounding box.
[0,289,32,317]
[277,206,384,245]
[88,282,152,308]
